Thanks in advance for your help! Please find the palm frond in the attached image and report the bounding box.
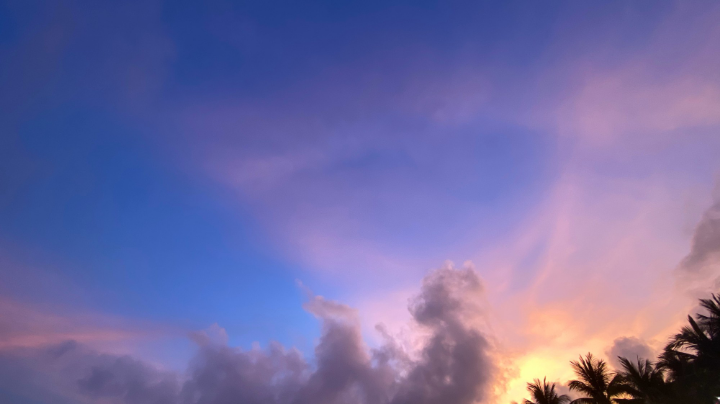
[697,294,720,335]
[525,377,571,404]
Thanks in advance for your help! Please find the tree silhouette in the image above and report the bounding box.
[614,357,668,404]
[568,353,624,404]
[524,377,571,404]
[520,294,720,404]
[697,294,720,337]
[659,293,720,403]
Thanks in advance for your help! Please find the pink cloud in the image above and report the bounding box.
[0,297,166,351]
[549,69,720,147]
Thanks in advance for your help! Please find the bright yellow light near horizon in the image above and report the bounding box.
[499,334,619,403]
[500,350,576,403]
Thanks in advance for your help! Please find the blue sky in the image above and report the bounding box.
[0,0,559,337]
[1,1,720,403]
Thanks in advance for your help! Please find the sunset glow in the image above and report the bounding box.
[1,1,719,403]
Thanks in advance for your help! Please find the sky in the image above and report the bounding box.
[1,0,720,403]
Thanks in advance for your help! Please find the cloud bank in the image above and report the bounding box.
[0,265,502,404]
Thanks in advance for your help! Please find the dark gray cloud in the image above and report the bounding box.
[181,342,307,404]
[77,353,179,404]
[680,197,720,273]
[677,190,720,298]
[606,336,654,371]
[391,266,495,404]
[0,340,179,404]
[0,265,500,404]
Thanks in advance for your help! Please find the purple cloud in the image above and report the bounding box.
[0,265,500,404]
[606,337,655,371]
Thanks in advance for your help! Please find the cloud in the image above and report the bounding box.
[77,351,179,404]
[606,337,655,371]
[680,195,720,273]
[530,2,720,151]
[676,186,720,299]
[0,297,151,350]
[0,265,501,404]
[551,71,720,147]
[391,264,498,404]
[181,341,307,404]
[0,341,178,404]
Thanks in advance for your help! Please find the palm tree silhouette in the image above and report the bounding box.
[614,357,668,404]
[519,294,720,404]
[659,293,720,402]
[697,294,720,337]
[568,353,623,404]
[667,313,719,368]
[657,348,702,402]
[524,377,571,404]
